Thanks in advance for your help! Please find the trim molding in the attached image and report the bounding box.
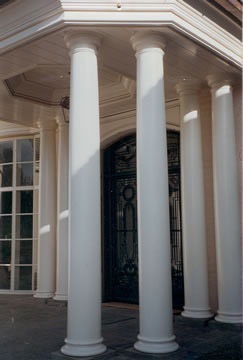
[0,127,38,137]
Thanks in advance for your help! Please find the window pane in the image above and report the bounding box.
[0,141,13,164]
[0,216,12,239]
[34,162,40,186]
[0,266,11,289]
[16,191,33,214]
[0,241,11,264]
[16,215,33,239]
[16,163,33,186]
[0,164,13,187]
[16,139,33,162]
[35,138,40,162]
[15,240,32,264]
[14,266,32,290]
[0,192,12,214]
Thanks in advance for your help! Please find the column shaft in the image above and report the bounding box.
[35,123,57,298]
[54,120,69,301]
[61,32,106,357]
[208,75,242,323]
[177,84,212,318]
[131,31,178,354]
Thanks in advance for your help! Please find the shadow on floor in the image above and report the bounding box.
[0,295,242,360]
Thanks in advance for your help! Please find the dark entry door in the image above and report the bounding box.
[104,132,184,307]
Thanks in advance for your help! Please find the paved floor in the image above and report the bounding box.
[0,295,242,360]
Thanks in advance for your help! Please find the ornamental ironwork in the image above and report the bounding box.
[104,131,184,307]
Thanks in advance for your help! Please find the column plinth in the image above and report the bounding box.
[60,31,106,357]
[131,31,178,354]
[176,82,212,319]
[207,73,242,324]
[54,118,69,302]
[35,120,57,299]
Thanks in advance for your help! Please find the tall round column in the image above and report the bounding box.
[131,31,178,354]
[176,82,212,318]
[207,74,242,323]
[35,120,57,298]
[61,32,106,357]
[54,118,69,301]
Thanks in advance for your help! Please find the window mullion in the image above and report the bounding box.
[10,139,16,291]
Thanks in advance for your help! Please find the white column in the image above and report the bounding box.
[35,120,57,298]
[176,82,212,318]
[54,118,69,301]
[131,31,178,354]
[61,32,106,357]
[207,74,242,324]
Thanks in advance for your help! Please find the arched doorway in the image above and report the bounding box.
[104,131,184,308]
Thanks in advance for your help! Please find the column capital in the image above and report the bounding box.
[207,73,237,90]
[37,120,57,131]
[176,80,202,96]
[130,31,166,54]
[56,117,69,128]
[64,30,103,55]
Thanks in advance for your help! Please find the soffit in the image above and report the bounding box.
[0,25,241,126]
[0,0,242,68]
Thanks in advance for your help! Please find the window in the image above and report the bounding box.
[0,136,39,292]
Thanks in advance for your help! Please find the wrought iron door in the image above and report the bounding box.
[104,132,184,307]
[167,131,184,308]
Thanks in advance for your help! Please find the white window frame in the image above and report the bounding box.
[0,135,40,294]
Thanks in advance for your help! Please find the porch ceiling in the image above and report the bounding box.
[0,25,241,127]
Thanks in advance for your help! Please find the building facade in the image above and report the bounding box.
[0,0,242,357]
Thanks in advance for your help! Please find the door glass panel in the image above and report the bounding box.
[14,266,32,290]
[0,141,13,164]
[0,266,11,289]
[16,139,33,162]
[15,215,33,239]
[0,216,12,239]
[16,191,33,214]
[15,241,32,264]
[0,192,12,214]
[0,241,11,264]
[0,165,13,187]
[16,163,33,186]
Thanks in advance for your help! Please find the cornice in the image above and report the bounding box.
[0,0,242,68]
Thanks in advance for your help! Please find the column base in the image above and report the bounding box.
[215,312,243,324]
[61,338,107,357]
[182,307,213,319]
[53,294,68,301]
[134,335,179,354]
[34,292,54,299]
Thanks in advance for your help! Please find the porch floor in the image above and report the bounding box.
[0,295,242,360]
